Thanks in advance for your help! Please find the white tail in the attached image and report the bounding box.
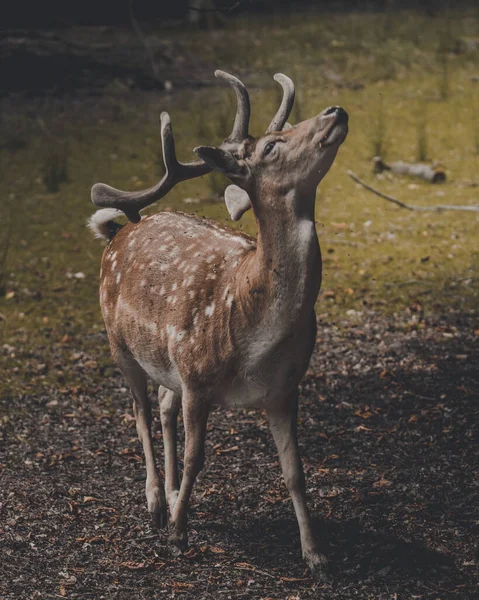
[87,208,124,239]
[90,69,348,581]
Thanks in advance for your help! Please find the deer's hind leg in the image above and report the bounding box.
[114,349,167,530]
[158,386,181,513]
[168,388,210,551]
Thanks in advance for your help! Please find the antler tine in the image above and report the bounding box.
[91,112,210,223]
[91,70,251,223]
[215,70,250,142]
[266,73,295,134]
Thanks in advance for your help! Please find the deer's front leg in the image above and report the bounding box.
[267,394,330,582]
[168,390,209,552]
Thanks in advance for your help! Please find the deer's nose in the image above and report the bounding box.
[324,106,349,123]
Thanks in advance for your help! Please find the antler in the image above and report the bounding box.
[91,70,251,223]
[91,71,293,222]
[266,73,295,134]
[91,113,211,223]
[214,70,250,143]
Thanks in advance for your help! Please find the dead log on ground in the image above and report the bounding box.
[374,157,446,183]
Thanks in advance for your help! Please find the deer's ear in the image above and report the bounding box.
[224,185,252,221]
[194,146,247,179]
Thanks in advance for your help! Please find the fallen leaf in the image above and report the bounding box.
[373,475,392,488]
[354,410,373,419]
[119,561,147,570]
[216,445,239,454]
[83,496,102,503]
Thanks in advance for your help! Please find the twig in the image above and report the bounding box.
[384,279,426,288]
[36,116,55,141]
[188,1,243,13]
[348,171,479,212]
[321,238,366,248]
[129,0,161,81]
[231,565,277,579]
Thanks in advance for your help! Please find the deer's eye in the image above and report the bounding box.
[263,141,277,157]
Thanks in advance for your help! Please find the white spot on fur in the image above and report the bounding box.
[116,273,121,284]
[226,294,234,307]
[205,302,215,317]
[172,283,178,291]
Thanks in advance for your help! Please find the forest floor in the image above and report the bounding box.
[1,9,478,599]
[1,309,478,599]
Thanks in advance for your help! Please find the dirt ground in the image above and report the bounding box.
[1,309,477,599]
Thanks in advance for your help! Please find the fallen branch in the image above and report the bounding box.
[321,238,366,248]
[348,171,479,213]
[373,156,446,183]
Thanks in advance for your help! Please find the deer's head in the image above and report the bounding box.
[195,89,348,222]
[91,70,348,223]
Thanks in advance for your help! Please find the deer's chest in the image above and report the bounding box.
[219,312,316,408]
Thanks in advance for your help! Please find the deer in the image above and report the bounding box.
[88,69,348,581]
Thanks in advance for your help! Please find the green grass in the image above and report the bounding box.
[1,9,478,396]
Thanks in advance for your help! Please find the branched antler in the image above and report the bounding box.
[91,70,294,222]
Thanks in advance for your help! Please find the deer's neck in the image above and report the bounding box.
[237,190,322,330]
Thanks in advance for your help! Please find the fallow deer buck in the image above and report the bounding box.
[88,70,348,580]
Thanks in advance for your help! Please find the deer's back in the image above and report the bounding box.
[100,212,256,389]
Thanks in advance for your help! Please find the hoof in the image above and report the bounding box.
[147,485,168,530]
[304,551,331,583]
[168,527,188,554]
[149,505,168,530]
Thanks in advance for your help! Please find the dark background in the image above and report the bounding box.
[0,0,471,29]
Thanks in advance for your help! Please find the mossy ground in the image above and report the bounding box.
[1,9,478,395]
